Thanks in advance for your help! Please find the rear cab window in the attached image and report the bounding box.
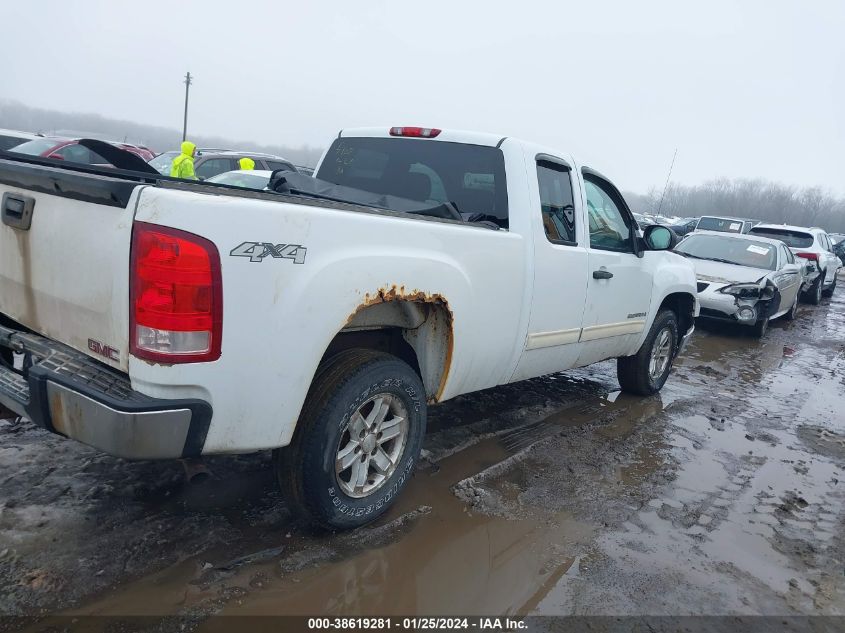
[316,137,509,227]
[748,227,814,248]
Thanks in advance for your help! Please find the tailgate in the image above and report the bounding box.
[0,158,147,371]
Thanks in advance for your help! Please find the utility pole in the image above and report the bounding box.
[182,72,193,142]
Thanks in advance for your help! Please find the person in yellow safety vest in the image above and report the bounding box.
[239,157,255,170]
[170,141,197,180]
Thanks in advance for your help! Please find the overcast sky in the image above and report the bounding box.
[2,0,843,194]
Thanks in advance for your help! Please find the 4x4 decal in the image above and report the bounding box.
[230,242,307,264]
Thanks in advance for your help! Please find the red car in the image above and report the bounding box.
[8,137,155,165]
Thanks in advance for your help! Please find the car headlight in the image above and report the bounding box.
[718,282,775,300]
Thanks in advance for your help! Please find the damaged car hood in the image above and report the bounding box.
[692,260,770,286]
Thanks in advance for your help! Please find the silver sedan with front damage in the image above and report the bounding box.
[674,231,804,337]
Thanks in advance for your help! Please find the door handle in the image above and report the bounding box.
[2,192,35,230]
[592,270,613,280]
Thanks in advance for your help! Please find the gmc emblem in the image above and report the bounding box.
[88,339,120,362]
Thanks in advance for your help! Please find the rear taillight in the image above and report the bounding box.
[389,126,441,138]
[795,252,819,262]
[130,222,222,363]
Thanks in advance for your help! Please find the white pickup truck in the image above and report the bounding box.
[0,126,698,528]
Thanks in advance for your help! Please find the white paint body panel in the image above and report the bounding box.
[0,178,141,370]
[0,129,698,455]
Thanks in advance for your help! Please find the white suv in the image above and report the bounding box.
[748,224,842,303]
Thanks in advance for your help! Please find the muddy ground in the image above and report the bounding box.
[1,275,843,624]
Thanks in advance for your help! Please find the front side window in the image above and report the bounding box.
[584,177,632,252]
[536,160,576,244]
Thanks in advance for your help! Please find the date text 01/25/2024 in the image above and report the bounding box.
[307,617,527,630]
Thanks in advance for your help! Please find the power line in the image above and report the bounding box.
[657,148,678,217]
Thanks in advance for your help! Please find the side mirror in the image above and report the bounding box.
[644,224,678,251]
[47,153,64,161]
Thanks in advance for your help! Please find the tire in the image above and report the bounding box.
[752,316,769,338]
[276,349,426,530]
[617,309,679,396]
[822,275,836,298]
[802,274,823,305]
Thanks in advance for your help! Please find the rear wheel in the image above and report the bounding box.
[822,275,837,298]
[802,273,823,305]
[617,310,678,396]
[276,349,426,530]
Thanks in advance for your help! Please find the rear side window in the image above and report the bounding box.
[748,228,814,248]
[536,160,576,244]
[196,158,235,179]
[316,137,509,227]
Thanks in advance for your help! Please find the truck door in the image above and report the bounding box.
[511,156,589,381]
[576,171,653,367]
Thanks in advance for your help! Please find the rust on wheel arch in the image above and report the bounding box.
[344,285,454,403]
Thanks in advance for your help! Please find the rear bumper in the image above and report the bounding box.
[0,325,211,459]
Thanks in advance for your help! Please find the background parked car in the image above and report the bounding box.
[8,137,154,166]
[0,128,42,151]
[830,233,845,265]
[8,137,110,165]
[748,224,842,303]
[633,212,657,229]
[148,150,298,180]
[664,216,699,236]
[695,216,754,234]
[675,231,803,337]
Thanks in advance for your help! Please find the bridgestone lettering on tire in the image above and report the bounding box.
[617,309,679,396]
[276,349,426,530]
